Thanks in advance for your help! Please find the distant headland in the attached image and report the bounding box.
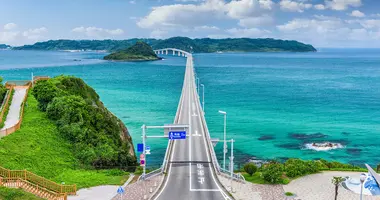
[11,37,317,53]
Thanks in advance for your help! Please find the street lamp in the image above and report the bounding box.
[360,173,366,200]
[196,77,200,95]
[201,84,205,111]
[218,110,227,170]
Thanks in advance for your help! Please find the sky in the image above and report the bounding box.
[1,0,380,47]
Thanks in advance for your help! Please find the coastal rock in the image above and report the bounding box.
[277,143,301,150]
[258,135,275,141]
[346,148,362,156]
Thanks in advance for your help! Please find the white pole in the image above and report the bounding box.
[230,139,234,177]
[31,72,34,87]
[142,125,146,180]
[224,113,227,170]
[360,182,363,200]
[201,84,205,111]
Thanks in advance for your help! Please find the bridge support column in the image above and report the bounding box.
[166,50,168,55]
[178,51,181,56]
[173,51,175,55]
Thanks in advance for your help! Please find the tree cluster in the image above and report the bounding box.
[32,75,137,170]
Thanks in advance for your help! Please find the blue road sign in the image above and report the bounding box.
[169,131,186,140]
[117,186,125,194]
[137,143,144,152]
[146,146,150,150]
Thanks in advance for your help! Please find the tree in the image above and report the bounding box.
[332,176,344,200]
[243,163,258,176]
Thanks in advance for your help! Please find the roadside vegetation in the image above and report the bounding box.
[0,89,14,129]
[0,187,43,200]
[0,77,7,103]
[241,159,366,185]
[0,94,130,188]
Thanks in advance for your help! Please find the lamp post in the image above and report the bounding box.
[218,110,227,170]
[196,77,200,95]
[201,84,205,111]
[360,173,366,200]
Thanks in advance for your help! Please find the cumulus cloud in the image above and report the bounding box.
[238,14,273,27]
[71,26,124,38]
[22,27,48,40]
[325,0,362,11]
[279,0,312,13]
[137,0,274,29]
[349,10,365,18]
[4,23,17,30]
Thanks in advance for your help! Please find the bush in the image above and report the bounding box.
[262,162,283,184]
[282,178,290,184]
[244,163,258,176]
[285,159,320,178]
[285,192,294,196]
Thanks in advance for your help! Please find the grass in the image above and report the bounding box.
[285,192,294,196]
[0,94,129,189]
[0,187,43,200]
[241,172,268,184]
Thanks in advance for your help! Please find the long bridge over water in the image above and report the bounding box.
[140,48,244,200]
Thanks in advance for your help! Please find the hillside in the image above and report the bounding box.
[104,41,159,61]
[32,76,137,169]
[13,37,317,52]
[0,44,10,49]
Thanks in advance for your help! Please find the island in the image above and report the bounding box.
[13,37,317,53]
[103,41,160,61]
[0,44,10,49]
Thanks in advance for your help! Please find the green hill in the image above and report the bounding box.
[0,44,10,49]
[104,41,159,61]
[13,37,317,53]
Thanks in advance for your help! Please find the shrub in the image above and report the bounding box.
[282,178,290,184]
[285,159,320,178]
[244,163,258,176]
[262,162,283,184]
[285,192,294,196]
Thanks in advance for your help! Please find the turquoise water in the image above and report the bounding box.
[1,49,380,168]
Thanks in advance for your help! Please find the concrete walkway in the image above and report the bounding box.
[283,171,380,200]
[68,174,135,200]
[1,88,27,130]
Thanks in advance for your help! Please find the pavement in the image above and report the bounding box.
[1,88,27,130]
[283,171,380,200]
[68,175,135,200]
[154,54,228,200]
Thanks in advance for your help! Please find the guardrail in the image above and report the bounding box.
[0,166,76,195]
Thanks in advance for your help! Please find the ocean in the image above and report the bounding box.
[1,49,380,168]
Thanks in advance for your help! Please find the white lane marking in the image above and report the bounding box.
[192,74,230,199]
[193,130,201,137]
[154,58,189,200]
[190,189,221,192]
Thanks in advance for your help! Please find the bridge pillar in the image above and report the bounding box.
[173,51,175,55]
[166,50,168,55]
[178,51,181,56]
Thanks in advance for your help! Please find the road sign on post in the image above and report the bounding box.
[137,143,144,152]
[168,131,186,140]
[140,160,145,166]
[145,146,151,155]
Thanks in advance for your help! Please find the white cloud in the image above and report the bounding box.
[238,14,273,27]
[226,27,271,37]
[279,0,312,13]
[71,26,124,38]
[194,25,220,31]
[0,31,19,43]
[3,23,17,30]
[349,10,365,18]
[137,0,274,29]
[314,4,326,10]
[129,0,136,4]
[22,27,48,40]
[150,29,168,38]
[325,0,362,11]
[0,25,48,45]
[359,19,380,29]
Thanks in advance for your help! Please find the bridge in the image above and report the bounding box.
[139,48,244,200]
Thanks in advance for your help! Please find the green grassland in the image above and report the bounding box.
[0,94,129,189]
[0,187,43,200]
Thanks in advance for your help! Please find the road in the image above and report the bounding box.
[155,54,228,200]
[1,88,27,130]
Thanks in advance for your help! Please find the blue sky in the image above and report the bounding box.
[1,0,380,47]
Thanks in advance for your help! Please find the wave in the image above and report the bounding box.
[304,142,344,151]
